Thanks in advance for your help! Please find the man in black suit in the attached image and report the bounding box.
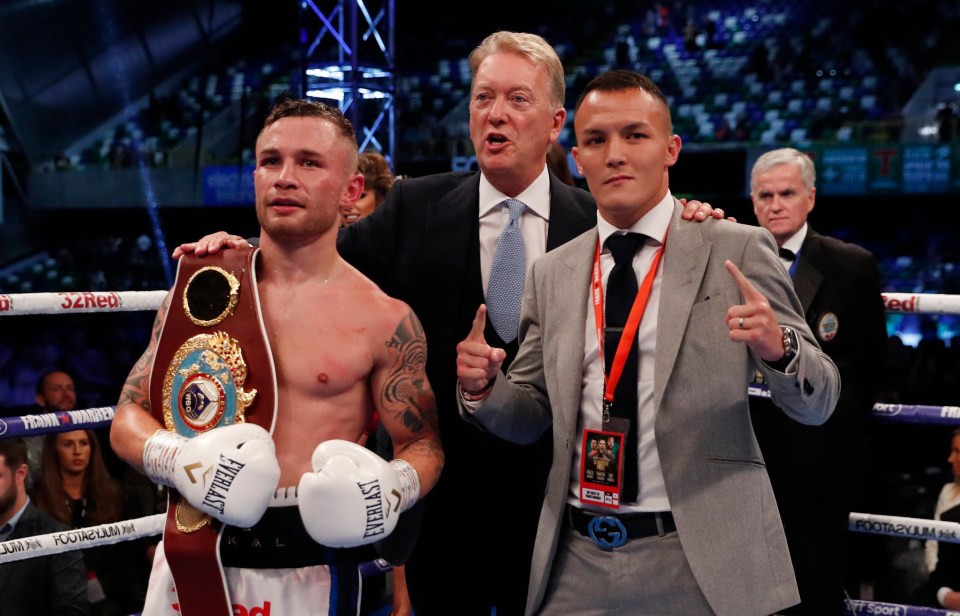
[0,437,89,616]
[177,31,723,615]
[748,147,888,615]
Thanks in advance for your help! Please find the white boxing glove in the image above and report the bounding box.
[143,423,280,528]
[298,439,420,548]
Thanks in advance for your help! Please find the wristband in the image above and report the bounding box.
[938,586,953,607]
[389,459,421,513]
[142,430,187,488]
[461,379,494,401]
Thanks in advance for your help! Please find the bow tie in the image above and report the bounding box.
[778,247,796,261]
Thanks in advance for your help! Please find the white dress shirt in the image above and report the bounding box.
[478,166,551,294]
[570,192,675,514]
[779,223,808,270]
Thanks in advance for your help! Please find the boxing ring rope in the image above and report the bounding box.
[882,293,960,316]
[0,290,166,315]
[1,289,959,613]
[0,514,166,563]
[844,601,960,615]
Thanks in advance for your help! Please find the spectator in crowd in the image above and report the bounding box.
[341,151,395,226]
[914,429,960,609]
[32,429,149,615]
[32,370,124,481]
[35,368,77,411]
[0,437,89,616]
[748,147,888,614]
[24,370,79,487]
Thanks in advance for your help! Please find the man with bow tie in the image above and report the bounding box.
[748,147,888,615]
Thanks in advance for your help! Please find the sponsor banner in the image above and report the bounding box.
[0,407,116,438]
[882,293,960,315]
[203,165,255,206]
[849,512,960,543]
[871,403,960,426]
[845,598,960,615]
[0,291,165,316]
[0,514,165,564]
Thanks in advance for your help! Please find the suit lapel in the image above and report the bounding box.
[549,231,596,437]
[424,175,483,331]
[793,232,824,313]
[654,202,711,410]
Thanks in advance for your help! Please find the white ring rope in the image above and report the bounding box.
[849,512,960,543]
[0,513,164,564]
[844,600,957,615]
[882,292,960,315]
[0,290,166,316]
[0,290,955,317]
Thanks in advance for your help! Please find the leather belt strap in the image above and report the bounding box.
[567,505,675,549]
[149,247,277,616]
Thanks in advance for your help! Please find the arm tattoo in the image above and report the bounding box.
[118,293,170,411]
[382,310,439,436]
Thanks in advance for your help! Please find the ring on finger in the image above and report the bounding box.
[738,317,745,329]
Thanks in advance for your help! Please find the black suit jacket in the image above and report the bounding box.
[750,228,887,611]
[0,502,89,616]
[338,170,596,608]
[753,228,886,494]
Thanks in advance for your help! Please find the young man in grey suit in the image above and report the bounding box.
[0,437,89,616]
[456,70,840,615]
[748,147,888,614]
[174,33,725,615]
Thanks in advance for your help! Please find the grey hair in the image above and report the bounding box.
[751,148,816,191]
[468,31,565,109]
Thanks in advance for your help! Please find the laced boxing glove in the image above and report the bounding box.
[143,423,280,528]
[298,439,420,548]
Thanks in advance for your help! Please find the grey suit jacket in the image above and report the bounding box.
[461,200,840,616]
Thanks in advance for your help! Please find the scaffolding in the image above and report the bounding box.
[299,0,396,163]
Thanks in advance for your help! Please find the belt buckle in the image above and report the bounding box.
[587,515,627,549]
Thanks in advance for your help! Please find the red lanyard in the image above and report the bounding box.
[591,232,667,405]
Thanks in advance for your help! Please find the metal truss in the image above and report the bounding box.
[299,0,396,162]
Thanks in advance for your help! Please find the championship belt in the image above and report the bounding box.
[149,246,277,616]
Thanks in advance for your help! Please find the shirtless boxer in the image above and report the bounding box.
[110,98,444,616]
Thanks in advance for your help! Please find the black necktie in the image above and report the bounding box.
[604,232,645,503]
[778,247,796,261]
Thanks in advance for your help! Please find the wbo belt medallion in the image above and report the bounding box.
[162,331,257,437]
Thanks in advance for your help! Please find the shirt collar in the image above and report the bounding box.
[596,191,673,250]
[478,165,551,221]
[780,223,808,255]
[0,497,30,541]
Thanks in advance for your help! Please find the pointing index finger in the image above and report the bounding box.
[724,260,762,300]
[469,305,488,341]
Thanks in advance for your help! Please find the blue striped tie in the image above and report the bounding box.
[487,199,527,343]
